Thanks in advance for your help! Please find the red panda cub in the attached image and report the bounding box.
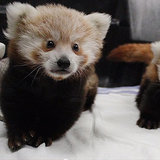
[0,2,111,151]
[136,42,160,129]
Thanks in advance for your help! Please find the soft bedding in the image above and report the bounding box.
[0,86,160,160]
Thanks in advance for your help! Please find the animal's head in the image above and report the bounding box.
[5,2,111,80]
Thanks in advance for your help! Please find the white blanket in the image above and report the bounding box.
[1,86,160,160]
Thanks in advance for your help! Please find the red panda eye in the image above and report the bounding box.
[46,41,55,49]
[72,44,79,52]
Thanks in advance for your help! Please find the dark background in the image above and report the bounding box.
[0,0,148,87]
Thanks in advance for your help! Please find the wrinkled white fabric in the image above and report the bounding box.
[1,86,160,160]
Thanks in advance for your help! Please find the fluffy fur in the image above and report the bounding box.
[136,42,160,129]
[0,2,111,151]
[107,43,153,64]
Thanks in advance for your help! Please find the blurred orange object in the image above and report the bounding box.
[107,43,153,64]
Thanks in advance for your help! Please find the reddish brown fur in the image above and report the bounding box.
[141,63,158,85]
[31,51,41,62]
[107,43,153,64]
[7,40,22,62]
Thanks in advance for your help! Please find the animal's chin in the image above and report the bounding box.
[46,69,73,81]
[54,69,71,75]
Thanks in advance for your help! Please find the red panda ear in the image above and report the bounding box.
[4,2,37,39]
[85,13,111,40]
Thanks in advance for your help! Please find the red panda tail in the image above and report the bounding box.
[107,43,153,64]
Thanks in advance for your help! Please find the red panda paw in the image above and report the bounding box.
[137,117,160,129]
[26,131,53,148]
[8,133,25,152]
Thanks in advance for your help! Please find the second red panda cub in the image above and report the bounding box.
[107,41,160,129]
[136,42,160,129]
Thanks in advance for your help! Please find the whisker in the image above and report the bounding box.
[13,64,32,67]
[13,62,38,68]
[21,66,40,82]
[31,66,42,86]
[39,69,44,79]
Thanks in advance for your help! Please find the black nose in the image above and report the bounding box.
[57,57,70,69]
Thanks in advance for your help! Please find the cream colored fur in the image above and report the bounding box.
[85,13,111,40]
[151,41,160,64]
[4,2,111,80]
[151,41,160,80]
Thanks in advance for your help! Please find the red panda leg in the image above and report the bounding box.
[137,82,160,129]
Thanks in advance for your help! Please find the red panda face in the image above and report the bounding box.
[5,3,111,80]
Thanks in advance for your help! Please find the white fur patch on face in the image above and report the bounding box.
[43,45,83,80]
[17,33,43,63]
[81,39,101,67]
